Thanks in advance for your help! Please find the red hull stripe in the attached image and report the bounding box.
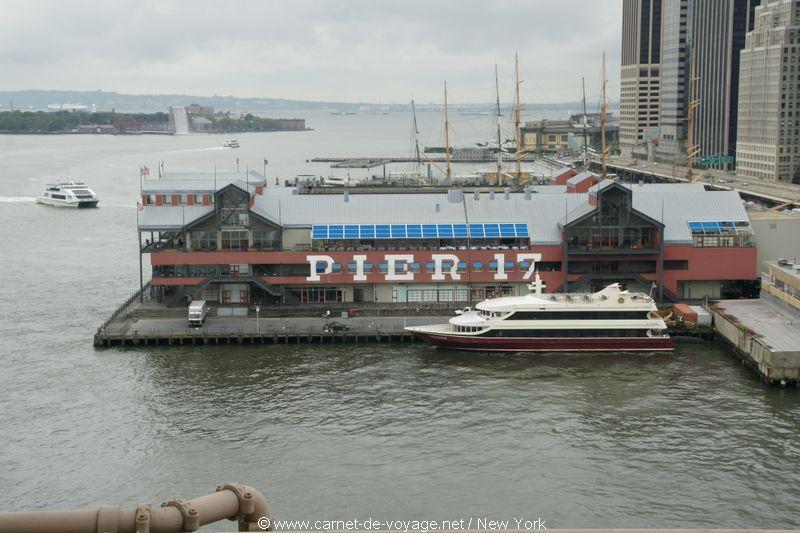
[413,332,674,352]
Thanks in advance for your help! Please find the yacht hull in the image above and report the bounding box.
[411,331,674,352]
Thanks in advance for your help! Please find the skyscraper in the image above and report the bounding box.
[655,0,757,170]
[620,0,662,159]
[736,0,800,183]
[693,0,758,170]
[655,0,691,165]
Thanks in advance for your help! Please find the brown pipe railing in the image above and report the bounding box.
[0,483,270,533]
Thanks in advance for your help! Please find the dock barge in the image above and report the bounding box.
[706,260,800,385]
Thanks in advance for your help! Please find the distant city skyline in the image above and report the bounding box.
[0,0,623,105]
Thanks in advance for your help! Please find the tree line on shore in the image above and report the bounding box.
[0,110,289,133]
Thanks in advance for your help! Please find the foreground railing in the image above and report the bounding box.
[0,483,270,533]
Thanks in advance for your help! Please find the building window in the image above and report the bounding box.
[191,230,217,250]
[252,230,277,250]
[221,230,248,250]
[664,260,689,270]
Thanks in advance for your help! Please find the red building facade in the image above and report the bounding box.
[138,173,758,306]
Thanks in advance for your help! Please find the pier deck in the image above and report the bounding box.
[95,314,448,347]
[708,298,800,384]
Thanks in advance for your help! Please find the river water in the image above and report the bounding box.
[0,110,799,529]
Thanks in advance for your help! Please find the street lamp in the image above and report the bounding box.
[255,305,260,334]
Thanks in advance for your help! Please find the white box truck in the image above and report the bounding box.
[188,300,209,327]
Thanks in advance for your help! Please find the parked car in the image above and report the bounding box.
[323,321,350,332]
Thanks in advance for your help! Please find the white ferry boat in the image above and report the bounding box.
[406,274,672,352]
[36,181,99,208]
[223,140,240,148]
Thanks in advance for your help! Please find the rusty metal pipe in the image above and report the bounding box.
[0,483,270,533]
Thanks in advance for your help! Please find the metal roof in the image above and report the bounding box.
[566,171,599,186]
[137,181,749,245]
[142,178,261,194]
[633,190,748,243]
[138,205,214,231]
[162,170,265,181]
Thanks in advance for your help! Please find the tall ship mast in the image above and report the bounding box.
[494,64,504,185]
[582,76,589,169]
[686,46,700,182]
[600,51,608,179]
[514,52,523,182]
[444,81,452,185]
[410,99,424,183]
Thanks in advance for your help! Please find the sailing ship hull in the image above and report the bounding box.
[411,331,674,352]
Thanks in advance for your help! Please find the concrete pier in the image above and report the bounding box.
[94,314,448,348]
[708,299,800,384]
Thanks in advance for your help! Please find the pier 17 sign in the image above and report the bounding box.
[306,252,543,282]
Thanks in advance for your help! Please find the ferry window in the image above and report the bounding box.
[519,261,530,269]
[410,262,421,273]
[457,262,468,273]
[379,263,389,273]
[363,263,373,273]
[347,263,357,273]
[425,261,436,273]
[146,195,156,205]
[489,261,499,271]
[472,261,484,272]
[504,261,515,271]
[163,195,172,205]
[332,263,342,273]
[393,262,407,274]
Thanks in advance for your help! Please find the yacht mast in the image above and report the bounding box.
[444,81,452,186]
[495,64,503,185]
[514,52,523,183]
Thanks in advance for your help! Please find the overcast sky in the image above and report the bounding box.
[0,0,623,104]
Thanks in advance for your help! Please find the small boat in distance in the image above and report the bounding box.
[406,274,672,352]
[223,140,240,148]
[36,181,99,208]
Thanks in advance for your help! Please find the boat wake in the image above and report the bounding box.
[0,196,36,203]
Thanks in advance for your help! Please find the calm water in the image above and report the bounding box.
[1,110,799,529]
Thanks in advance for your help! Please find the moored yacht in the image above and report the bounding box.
[406,274,672,352]
[36,181,99,208]
[223,140,240,148]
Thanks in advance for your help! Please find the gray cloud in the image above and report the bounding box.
[0,0,622,103]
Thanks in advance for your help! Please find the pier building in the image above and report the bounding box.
[137,171,758,307]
